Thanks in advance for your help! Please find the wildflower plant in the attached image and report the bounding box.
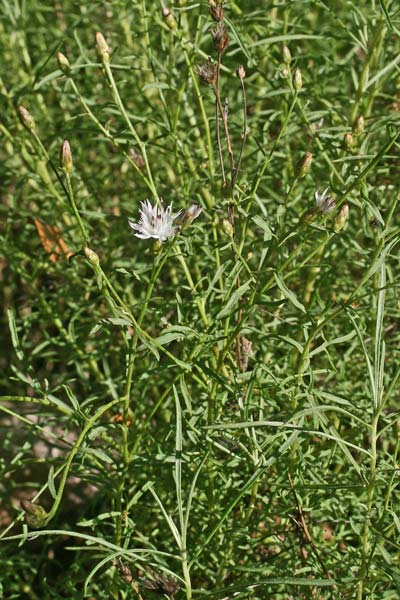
[1,1,400,599]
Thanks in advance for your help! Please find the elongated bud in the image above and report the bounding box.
[210,0,224,21]
[162,7,178,30]
[344,132,355,151]
[221,218,234,237]
[20,499,48,528]
[236,65,246,80]
[211,22,229,54]
[293,67,302,91]
[60,140,73,173]
[352,115,365,137]
[18,105,35,131]
[84,247,100,266]
[296,152,313,178]
[334,204,349,233]
[282,45,291,65]
[96,32,110,63]
[57,52,71,77]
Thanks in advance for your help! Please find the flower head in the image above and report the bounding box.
[196,59,217,85]
[314,188,336,214]
[128,199,181,242]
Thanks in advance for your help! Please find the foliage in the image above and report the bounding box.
[1,0,400,598]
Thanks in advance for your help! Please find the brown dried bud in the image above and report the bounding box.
[18,105,35,131]
[236,65,246,80]
[296,152,312,178]
[211,22,229,54]
[140,572,180,596]
[162,7,177,31]
[196,59,217,85]
[57,52,71,77]
[60,140,73,173]
[129,148,145,170]
[210,0,224,21]
[96,32,110,63]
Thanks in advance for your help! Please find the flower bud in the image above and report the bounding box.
[352,115,365,137]
[96,32,110,64]
[84,247,100,266]
[210,0,224,21]
[18,105,35,131]
[57,52,71,77]
[162,7,178,31]
[60,140,73,173]
[20,499,48,528]
[178,203,202,227]
[211,22,229,54]
[282,45,291,65]
[236,65,246,80]
[293,67,302,91]
[344,132,355,151]
[296,152,313,178]
[221,218,234,237]
[334,204,349,233]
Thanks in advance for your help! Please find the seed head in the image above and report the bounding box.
[210,0,224,22]
[196,59,217,85]
[18,105,35,131]
[57,52,71,77]
[211,22,229,54]
[60,139,73,173]
[96,32,110,63]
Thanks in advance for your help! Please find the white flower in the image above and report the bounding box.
[128,199,181,242]
[315,188,336,214]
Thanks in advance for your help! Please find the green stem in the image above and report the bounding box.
[102,61,158,201]
[64,171,90,244]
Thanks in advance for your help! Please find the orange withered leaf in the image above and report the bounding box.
[33,218,73,262]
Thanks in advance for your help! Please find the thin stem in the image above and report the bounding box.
[215,52,226,186]
[64,171,90,244]
[232,74,247,189]
[102,61,158,201]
